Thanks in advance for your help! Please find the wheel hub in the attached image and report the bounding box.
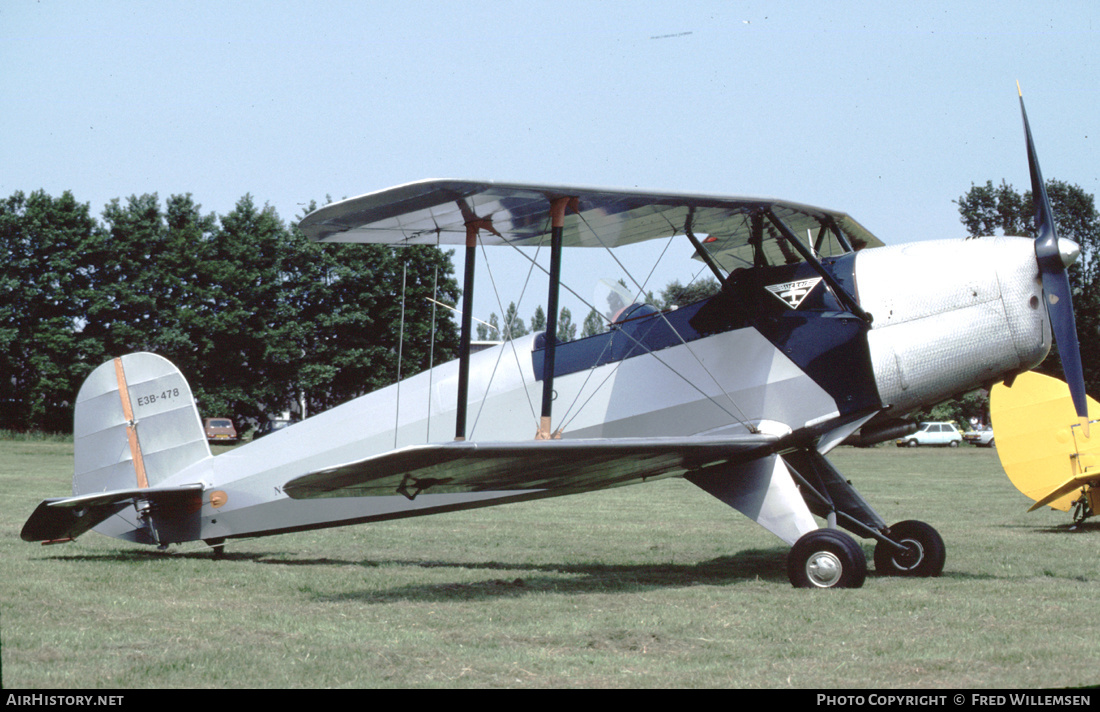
[893,539,925,570]
[806,551,843,587]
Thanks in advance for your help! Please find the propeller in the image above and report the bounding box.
[1018,85,1089,428]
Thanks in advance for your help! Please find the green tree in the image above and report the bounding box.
[480,302,529,342]
[658,277,720,309]
[556,307,576,342]
[90,194,190,357]
[581,307,604,338]
[82,194,219,382]
[0,190,100,431]
[275,211,460,418]
[920,389,991,429]
[530,304,546,332]
[183,195,293,423]
[481,313,501,342]
[1,189,461,433]
[502,301,528,340]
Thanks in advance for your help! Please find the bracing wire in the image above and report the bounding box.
[484,209,756,433]
[495,219,753,433]
[572,211,753,429]
[468,234,542,437]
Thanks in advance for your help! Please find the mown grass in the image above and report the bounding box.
[2,441,1098,688]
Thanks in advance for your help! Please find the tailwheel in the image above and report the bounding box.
[205,538,226,559]
[787,529,866,589]
[873,520,945,577]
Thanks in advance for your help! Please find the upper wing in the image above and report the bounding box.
[283,434,779,501]
[297,180,882,267]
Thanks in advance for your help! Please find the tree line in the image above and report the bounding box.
[0,190,459,433]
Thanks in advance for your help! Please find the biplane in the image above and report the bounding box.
[22,93,1094,588]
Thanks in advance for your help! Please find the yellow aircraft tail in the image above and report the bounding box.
[990,371,1100,520]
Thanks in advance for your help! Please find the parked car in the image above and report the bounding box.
[895,421,963,447]
[203,417,238,443]
[963,427,995,447]
[252,418,294,440]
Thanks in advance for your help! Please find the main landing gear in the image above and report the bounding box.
[783,449,946,588]
[787,519,945,588]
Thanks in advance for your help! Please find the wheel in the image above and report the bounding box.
[949,440,959,447]
[874,520,945,577]
[988,438,995,448]
[787,529,867,589]
[205,538,226,559]
[907,439,918,447]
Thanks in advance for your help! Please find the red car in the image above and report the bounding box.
[203,418,238,443]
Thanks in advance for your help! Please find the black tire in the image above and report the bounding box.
[949,440,959,447]
[907,439,918,448]
[874,520,945,577]
[787,529,867,589]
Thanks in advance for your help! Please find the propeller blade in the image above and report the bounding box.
[1018,87,1089,421]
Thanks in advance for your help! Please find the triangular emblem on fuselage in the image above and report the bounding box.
[764,277,822,310]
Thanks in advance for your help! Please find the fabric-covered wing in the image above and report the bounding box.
[283,435,779,501]
[297,180,882,266]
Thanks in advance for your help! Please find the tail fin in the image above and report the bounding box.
[991,370,1099,515]
[74,353,210,496]
[22,354,211,545]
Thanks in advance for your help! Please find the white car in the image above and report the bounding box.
[963,428,995,447]
[896,422,963,447]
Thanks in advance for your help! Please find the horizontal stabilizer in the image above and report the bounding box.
[21,484,203,543]
[284,435,778,501]
[1027,473,1094,512]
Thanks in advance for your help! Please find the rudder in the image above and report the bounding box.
[74,353,210,497]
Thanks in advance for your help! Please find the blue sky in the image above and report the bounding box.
[3,1,1098,325]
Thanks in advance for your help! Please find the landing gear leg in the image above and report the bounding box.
[783,448,945,581]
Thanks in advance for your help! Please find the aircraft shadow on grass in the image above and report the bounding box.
[38,546,796,600]
[284,549,797,602]
[42,543,1094,601]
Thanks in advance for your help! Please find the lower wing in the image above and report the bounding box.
[284,435,779,501]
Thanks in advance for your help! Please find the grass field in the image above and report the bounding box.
[2,440,1098,688]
